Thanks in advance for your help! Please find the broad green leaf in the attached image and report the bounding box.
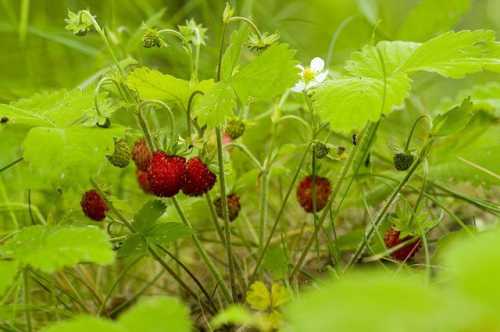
[1,226,114,273]
[126,67,190,104]
[0,89,103,128]
[262,245,289,280]
[119,297,191,332]
[221,25,248,81]
[438,82,500,116]
[126,67,213,107]
[441,228,500,309]
[432,97,474,136]
[0,260,18,296]
[195,82,236,128]
[118,234,148,258]
[42,316,124,332]
[314,75,411,132]
[133,200,167,233]
[231,44,298,101]
[397,0,470,41]
[22,126,125,188]
[285,272,454,332]
[401,30,497,78]
[145,223,192,246]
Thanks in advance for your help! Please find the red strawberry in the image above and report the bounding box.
[132,139,152,171]
[214,194,241,222]
[296,176,331,213]
[81,190,108,221]
[384,227,421,261]
[182,157,216,196]
[147,151,186,197]
[136,169,151,193]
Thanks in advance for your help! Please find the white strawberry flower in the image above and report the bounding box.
[291,57,328,93]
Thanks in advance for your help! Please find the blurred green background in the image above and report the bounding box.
[1,0,499,103]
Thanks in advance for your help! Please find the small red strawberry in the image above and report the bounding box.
[132,139,152,171]
[214,194,241,222]
[296,176,331,213]
[81,190,108,221]
[147,151,186,197]
[136,169,151,193]
[384,227,421,261]
[182,157,216,196]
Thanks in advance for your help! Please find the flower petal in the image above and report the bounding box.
[315,71,328,83]
[291,81,306,93]
[310,57,325,72]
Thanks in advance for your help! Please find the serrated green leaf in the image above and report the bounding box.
[22,126,125,188]
[401,30,497,78]
[221,25,248,81]
[231,44,298,101]
[126,67,213,107]
[42,316,124,332]
[145,223,192,246]
[397,0,471,41]
[133,200,167,233]
[119,297,191,332]
[0,89,104,128]
[118,234,148,258]
[1,226,114,273]
[433,97,474,136]
[195,82,236,128]
[0,260,18,296]
[438,82,500,117]
[314,75,411,132]
[246,281,271,311]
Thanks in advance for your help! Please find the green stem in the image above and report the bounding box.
[0,157,23,173]
[214,127,236,301]
[186,90,204,144]
[23,269,32,332]
[311,145,320,257]
[171,197,233,303]
[225,143,263,170]
[228,16,262,38]
[258,167,269,249]
[205,192,226,244]
[216,23,227,81]
[344,140,434,270]
[251,142,312,278]
[138,100,176,150]
[404,115,429,151]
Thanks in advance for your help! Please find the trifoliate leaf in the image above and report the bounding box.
[1,226,114,273]
[246,281,271,311]
[42,316,123,332]
[231,44,298,101]
[271,283,289,308]
[401,30,497,78]
[133,200,167,233]
[195,82,236,128]
[119,297,191,332]
[0,260,18,296]
[433,97,475,136]
[397,0,471,41]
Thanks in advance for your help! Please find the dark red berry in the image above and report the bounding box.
[81,190,108,221]
[136,169,151,193]
[182,157,216,196]
[147,151,186,197]
[132,139,152,171]
[214,194,241,222]
[296,176,331,213]
[393,153,414,171]
[384,227,421,261]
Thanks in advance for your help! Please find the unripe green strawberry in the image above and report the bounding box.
[393,152,414,171]
[107,138,131,168]
[214,194,241,222]
[314,142,329,159]
[143,28,162,48]
[224,118,245,140]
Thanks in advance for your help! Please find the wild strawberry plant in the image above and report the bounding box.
[0,1,499,331]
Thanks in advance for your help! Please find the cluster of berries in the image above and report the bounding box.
[131,139,216,197]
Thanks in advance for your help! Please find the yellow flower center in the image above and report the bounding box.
[303,67,315,82]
